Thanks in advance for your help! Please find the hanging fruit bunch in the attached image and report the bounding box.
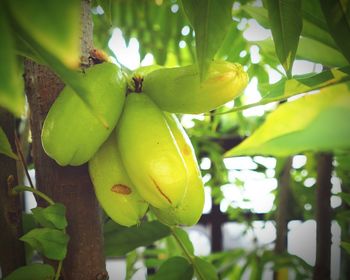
[41,53,248,227]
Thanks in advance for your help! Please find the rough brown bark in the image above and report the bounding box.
[273,158,292,280]
[0,110,25,276]
[313,153,333,280]
[23,0,107,279]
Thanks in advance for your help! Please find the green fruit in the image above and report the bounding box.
[151,114,204,226]
[116,93,188,209]
[133,64,163,77]
[142,60,248,114]
[88,133,148,227]
[41,63,126,166]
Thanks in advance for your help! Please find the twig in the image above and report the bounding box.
[14,132,35,189]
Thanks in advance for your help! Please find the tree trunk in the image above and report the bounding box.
[24,0,107,279]
[0,110,25,276]
[274,158,292,280]
[313,153,333,280]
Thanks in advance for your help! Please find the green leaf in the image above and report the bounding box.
[320,0,350,63]
[181,0,233,80]
[0,6,24,116]
[20,228,69,260]
[31,203,67,230]
[3,263,55,280]
[260,66,350,101]
[225,82,350,157]
[242,2,336,49]
[0,126,17,159]
[256,36,348,69]
[125,250,138,280]
[172,227,194,255]
[337,192,350,206]
[221,66,350,114]
[194,257,219,280]
[6,0,81,69]
[22,213,37,263]
[265,0,302,77]
[341,241,350,255]
[149,256,194,280]
[104,220,171,257]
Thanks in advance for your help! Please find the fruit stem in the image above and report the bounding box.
[12,185,55,206]
[170,226,206,280]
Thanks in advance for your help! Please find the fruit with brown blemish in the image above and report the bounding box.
[88,132,148,227]
[151,113,205,226]
[116,93,188,209]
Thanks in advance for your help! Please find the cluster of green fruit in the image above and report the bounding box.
[41,60,248,227]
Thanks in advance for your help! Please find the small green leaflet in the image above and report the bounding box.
[172,227,194,255]
[225,82,350,157]
[104,220,171,257]
[31,203,68,230]
[20,228,69,260]
[181,0,233,81]
[149,256,193,280]
[194,257,219,280]
[0,5,24,117]
[0,126,17,159]
[265,0,302,77]
[3,264,55,280]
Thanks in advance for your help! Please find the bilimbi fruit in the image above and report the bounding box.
[41,62,126,166]
[151,113,205,226]
[116,93,188,209]
[142,60,248,114]
[89,132,148,227]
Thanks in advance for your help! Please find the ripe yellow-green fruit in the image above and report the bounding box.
[41,63,126,166]
[151,114,204,226]
[89,133,148,227]
[142,60,248,114]
[116,93,188,209]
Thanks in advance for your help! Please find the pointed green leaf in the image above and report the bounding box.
[149,256,194,280]
[194,257,218,280]
[0,6,24,116]
[4,264,55,280]
[20,228,69,260]
[265,0,302,77]
[104,220,171,257]
[242,2,336,49]
[181,0,233,80]
[6,0,81,69]
[225,82,350,157]
[0,126,17,159]
[31,203,67,230]
[320,0,350,63]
